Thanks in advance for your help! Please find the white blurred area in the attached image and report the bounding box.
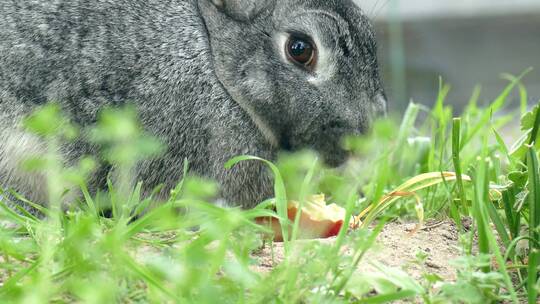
[355,0,540,111]
[358,0,540,19]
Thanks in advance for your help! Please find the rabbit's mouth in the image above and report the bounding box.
[279,133,294,152]
[278,129,349,168]
[325,150,349,167]
[318,142,349,168]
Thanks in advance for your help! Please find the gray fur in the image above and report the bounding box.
[0,0,386,208]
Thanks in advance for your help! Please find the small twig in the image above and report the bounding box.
[421,220,446,231]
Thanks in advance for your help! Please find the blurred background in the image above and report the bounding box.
[356,0,540,112]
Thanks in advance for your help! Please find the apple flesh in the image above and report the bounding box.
[256,195,347,242]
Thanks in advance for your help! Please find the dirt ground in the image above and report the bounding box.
[0,220,463,293]
[252,220,462,281]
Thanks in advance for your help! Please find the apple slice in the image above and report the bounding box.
[256,195,352,241]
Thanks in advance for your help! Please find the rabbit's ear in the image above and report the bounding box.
[210,0,273,21]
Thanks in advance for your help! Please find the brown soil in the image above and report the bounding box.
[0,221,463,294]
[252,220,462,281]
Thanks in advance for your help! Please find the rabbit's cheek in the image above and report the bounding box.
[374,94,388,116]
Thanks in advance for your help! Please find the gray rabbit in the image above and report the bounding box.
[0,0,386,209]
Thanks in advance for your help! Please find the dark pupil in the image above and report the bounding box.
[290,40,308,57]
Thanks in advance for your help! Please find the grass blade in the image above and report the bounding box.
[291,158,318,241]
[359,172,469,228]
[121,252,181,301]
[502,187,519,239]
[225,155,290,253]
[0,259,40,295]
[0,197,37,227]
[485,196,511,248]
[501,73,529,116]
[462,68,532,148]
[526,147,540,303]
[452,118,467,229]
[80,183,98,217]
[361,290,417,304]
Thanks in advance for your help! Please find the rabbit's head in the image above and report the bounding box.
[199,0,387,166]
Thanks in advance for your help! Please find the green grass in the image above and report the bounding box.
[0,75,539,303]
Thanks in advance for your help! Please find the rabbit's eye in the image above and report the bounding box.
[286,35,317,69]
